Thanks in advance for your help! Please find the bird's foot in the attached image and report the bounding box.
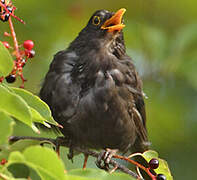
[96,148,118,171]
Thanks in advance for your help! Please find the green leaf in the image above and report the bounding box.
[11,87,58,126]
[68,169,135,180]
[0,85,32,128]
[23,146,66,180]
[8,163,30,178]
[0,140,41,160]
[142,150,173,180]
[142,150,159,161]
[8,146,66,180]
[68,169,104,179]
[30,107,50,128]
[0,42,13,77]
[8,151,26,162]
[104,173,135,180]
[0,111,15,145]
[66,174,98,180]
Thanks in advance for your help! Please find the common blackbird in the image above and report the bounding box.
[40,8,149,163]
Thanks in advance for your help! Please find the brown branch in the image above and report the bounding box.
[75,148,141,179]
[9,136,143,179]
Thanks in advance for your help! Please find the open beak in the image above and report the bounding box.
[101,8,126,32]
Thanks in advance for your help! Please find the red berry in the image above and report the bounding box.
[23,40,34,50]
[1,158,7,165]
[149,158,159,169]
[5,74,16,83]
[25,49,35,58]
[2,41,10,49]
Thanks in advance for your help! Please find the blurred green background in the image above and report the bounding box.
[1,0,197,179]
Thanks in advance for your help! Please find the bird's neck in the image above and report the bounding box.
[68,30,126,59]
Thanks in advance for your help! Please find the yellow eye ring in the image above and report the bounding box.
[92,16,101,26]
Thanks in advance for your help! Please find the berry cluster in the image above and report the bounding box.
[0,0,35,88]
[0,0,24,23]
[0,0,12,22]
[115,154,168,180]
[148,158,166,180]
[2,39,35,87]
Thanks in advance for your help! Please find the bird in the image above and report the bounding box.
[39,8,149,168]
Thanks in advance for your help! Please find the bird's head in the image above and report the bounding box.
[87,8,126,34]
[70,8,126,57]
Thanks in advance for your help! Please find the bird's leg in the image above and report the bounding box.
[56,144,60,158]
[82,154,89,169]
[96,148,118,171]
[67,145,74,163]
[53,136,68,158]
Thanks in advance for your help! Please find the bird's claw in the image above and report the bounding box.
[96,148,118,171]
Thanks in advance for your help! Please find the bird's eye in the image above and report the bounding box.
[92,16,101,26]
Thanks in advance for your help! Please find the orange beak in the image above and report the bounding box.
[101,8,126,32]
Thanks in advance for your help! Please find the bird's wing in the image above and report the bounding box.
[122,56,149,151]
[132,93,149,150]
[39,50,81,135]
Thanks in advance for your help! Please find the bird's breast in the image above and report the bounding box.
[69,67,137,151]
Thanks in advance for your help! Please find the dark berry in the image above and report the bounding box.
[4,13,9,21]
[25,49,35,58]
[0,6,12,22]
[157,174,166,180]
[149,158,159,169]
[5,74,16,83]
[23,40,34,50]
[2,41,10,49]
[0,13,10,22]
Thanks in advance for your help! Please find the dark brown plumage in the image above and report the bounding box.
[40,8,149,158]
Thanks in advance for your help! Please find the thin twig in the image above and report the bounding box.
[114,155,156,180]
[8,16,20,60]
[9,136,143,179]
